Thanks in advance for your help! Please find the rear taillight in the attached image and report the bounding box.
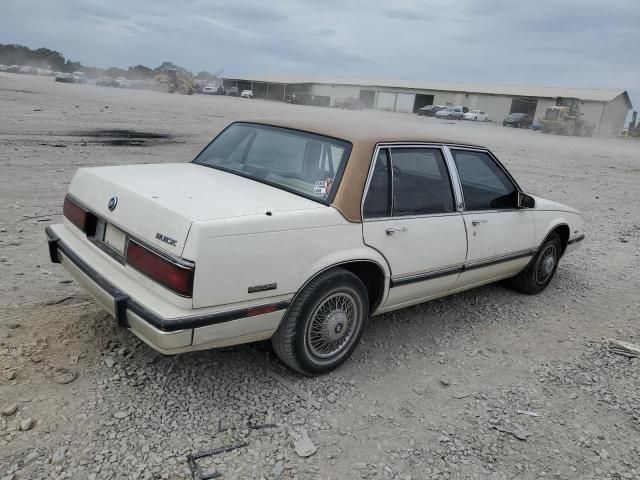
[63,196,97,234]
[127,240,194,297]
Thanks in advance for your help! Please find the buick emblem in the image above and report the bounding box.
[108,196,118,211]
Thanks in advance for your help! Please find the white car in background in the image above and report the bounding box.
[46,119,584,375]
[240,89,254,99]
[464,110,489,121]
[203,84,221,95]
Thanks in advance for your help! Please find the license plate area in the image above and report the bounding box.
[94,219,128,263]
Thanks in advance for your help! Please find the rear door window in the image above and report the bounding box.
[390,148,455,216]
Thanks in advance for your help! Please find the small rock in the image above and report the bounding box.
[413,385,428,395]
[51,447,67,465]
[327,393,336,403]
[272,461,284,476]
[6,371,17,381]
[2,403,18,416]
[24,450,40,465]
[104,357,115,368]
[113,411,129,419]
[20,417,35,431]
[352,462,367,470]
[7,323,20,329]
[440,378,451,387]
[291,428,316,457]
[0,257,7,263]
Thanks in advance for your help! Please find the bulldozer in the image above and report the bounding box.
[539,97,596,137]
[154,69,194,95]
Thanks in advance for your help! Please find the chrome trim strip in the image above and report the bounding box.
[391,264,464,287]
[463,249,534,271]
[389,248,535,287]
[567,234,585,245]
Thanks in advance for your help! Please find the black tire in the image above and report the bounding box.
[271,268,369,375]
[510,233,562,294]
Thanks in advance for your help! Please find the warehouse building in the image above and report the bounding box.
[223,75,631,137]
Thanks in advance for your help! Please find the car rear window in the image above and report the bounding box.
[194,123,351,203]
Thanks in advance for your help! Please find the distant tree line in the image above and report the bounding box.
[0,44,219,80]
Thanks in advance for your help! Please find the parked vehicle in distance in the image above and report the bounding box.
[203,83,223,95]
[18,65,38,75]
[334,97,363,110]
[7,65,21,73]
[55,73,75,83]
[464,110,489,121]
[240,89,254,99]
[71,71,87,83]
[0,64,7,72]
[227,87,239,96]
[417,105,445,117]
[96,77,119,87]
[46,119,584,375]
[436,106,466,120]
[503,113,532,128]
[114,76,130,88]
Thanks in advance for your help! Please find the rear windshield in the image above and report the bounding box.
[194,123,351,203]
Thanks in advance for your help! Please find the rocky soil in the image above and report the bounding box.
[0,73,639,479]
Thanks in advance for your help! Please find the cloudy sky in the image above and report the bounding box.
[3,0,639,109]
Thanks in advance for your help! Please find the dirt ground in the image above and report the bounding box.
[1,73,639,480]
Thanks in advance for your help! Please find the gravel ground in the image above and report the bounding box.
[0,73,639,480]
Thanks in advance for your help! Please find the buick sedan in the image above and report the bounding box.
[46,119,584,375]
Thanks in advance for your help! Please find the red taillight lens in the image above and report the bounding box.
[127,241,194,297]
[63,196,96,234]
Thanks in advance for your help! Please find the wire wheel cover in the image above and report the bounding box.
[536,244,557,284]
[307,292,359,359]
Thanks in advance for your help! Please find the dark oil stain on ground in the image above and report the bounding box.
[73,129,176,147]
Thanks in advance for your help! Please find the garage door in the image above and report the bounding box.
[377,92,396,111]
[395,93,415,113]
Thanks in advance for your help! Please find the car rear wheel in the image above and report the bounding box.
[510,233,561,294]
[271,268,368,375]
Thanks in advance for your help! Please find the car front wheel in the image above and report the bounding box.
[510,233,561,294]
[272,268,368,375]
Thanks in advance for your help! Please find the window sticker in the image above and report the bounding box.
[313,180,328,197]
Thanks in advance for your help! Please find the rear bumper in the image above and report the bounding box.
[46,226,289,354]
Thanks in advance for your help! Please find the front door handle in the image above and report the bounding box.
[471,219,488,226]
[385,227,407,236]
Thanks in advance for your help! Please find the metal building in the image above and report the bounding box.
[222,75,632,137]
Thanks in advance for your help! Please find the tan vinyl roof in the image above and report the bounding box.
[226,74,630,105]
[241,118,481,223]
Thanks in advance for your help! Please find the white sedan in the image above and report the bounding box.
[46,119,584,375]
[464,110,489,121]
[240,89,254,98]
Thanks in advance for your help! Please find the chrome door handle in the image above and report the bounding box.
[385,227,407,235]
[471,219,488,226]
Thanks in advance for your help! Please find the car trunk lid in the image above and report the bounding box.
[67,163,323,256]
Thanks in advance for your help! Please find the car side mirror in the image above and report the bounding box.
[517,192,536,209]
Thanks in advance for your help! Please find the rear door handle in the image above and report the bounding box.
[471,219,488,226]
[385,227,407,235]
